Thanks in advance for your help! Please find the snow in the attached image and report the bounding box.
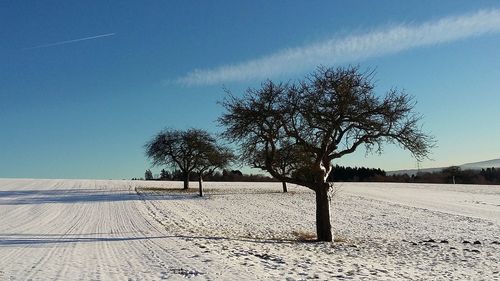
[0,179,499,280]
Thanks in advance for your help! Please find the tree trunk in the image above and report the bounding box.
[315,183,333,242]
[183,171,190,189]
[198,175,203,197]
[282,181,288,193]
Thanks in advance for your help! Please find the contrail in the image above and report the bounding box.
[23,33,116,50]
[175,9,500,85]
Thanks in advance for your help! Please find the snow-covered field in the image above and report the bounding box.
[0,179,499,280]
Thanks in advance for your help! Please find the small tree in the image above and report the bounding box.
[443,166,461,184]
[145,128,234,193]
[275,142,310,192]
[145,128,217,189]
[194,146,234,196]
[253,141,306,192]
[160,169,171,180]
[219,66,434,241]
[144,169,154,180]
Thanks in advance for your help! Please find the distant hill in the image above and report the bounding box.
[388,158,500,176]
[460,158,500,170]
[387,167,440,176]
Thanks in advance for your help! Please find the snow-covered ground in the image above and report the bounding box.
[0,179,499,280]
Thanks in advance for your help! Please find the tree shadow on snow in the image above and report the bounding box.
[0,235,169,246]
[138,187,293,196]
[204,189,289,196]
[0,189,198,205]
[0,233,299,247]
[172,234,300,245]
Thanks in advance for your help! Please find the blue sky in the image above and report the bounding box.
[1,1,500,179]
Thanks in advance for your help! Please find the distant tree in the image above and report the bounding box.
[221,169,230,180]
[193,144,235,196]
[144,169,154,181]
[145,128,234,192]
[230,170,243,176]
[145,129,210,189]
[219,66,434,241]
[256,141,306,192]
[442,166,461,184]
[481,167,499,183]
[160,169,171,180]
[327,165,386,182]
[168,169,181,181]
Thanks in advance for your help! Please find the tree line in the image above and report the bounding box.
[140,165,500,185]
[385,166,500,185]
[140,168,274,182]
[327,165,386,182]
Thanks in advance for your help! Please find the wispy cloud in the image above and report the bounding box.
[23,33,116,50]
[176,9,500,86]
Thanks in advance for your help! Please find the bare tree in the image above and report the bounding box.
[145,128,217,189]
[194,146,235,196]
[219,66,434,241]
[144,169,154,181]
[256,140,306,192]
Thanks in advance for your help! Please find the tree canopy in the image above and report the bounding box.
[144,128,233,190]
[219,65,434,241]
